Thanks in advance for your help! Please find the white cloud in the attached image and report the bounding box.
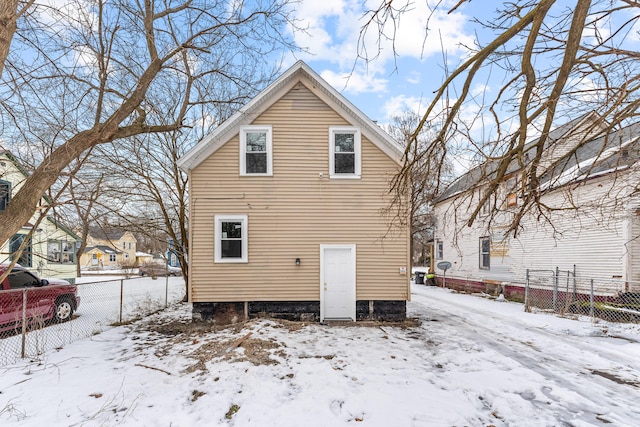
[382,95,427,120]
[289,0,474,95]
[320,68,387,95]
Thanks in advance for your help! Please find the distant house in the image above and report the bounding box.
[433,112,640,295]
[178,60,410,322]
[79,228,137,269]
[0,149,79,283]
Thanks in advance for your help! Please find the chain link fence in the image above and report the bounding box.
[0,276,185,366]
[525,268,640,324]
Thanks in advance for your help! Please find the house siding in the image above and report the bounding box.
[435,166,640,291]
[189,81,409,305]
[0,153,78,282]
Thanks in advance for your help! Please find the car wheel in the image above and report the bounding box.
[53,298,74,323]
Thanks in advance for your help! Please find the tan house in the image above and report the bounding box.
[178,61,410,322]
[0,149,79,283]
[79,229,137,269]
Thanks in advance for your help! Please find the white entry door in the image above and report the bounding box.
[320,244,356,321]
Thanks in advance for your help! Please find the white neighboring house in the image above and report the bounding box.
[433,113,640,296]
[0,149,79,283]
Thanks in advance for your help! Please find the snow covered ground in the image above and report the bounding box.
[2,284,639,426]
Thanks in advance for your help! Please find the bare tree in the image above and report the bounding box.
[360,0,640,236]
[98,127,191,292]
[386,110,453,265]
[0,0,299,249]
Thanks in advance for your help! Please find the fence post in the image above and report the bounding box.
[553,266,559,311]
[165,275,169,308]
[21,289,28,358]
[119,279,124,324]
[525,269,530,312]
[590,279,594,320]
[572,264,577,301]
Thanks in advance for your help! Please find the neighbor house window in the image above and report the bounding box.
[505,176,518,207]
[479,236,490,269]
[479,188,491,216]
[109,254,116,262]
[0,180,10,212]
[10,234,32,267]
[240,125,272,176]
[435,239,443,260]
[329,127,361,178]
[47,240,75,264]
[122,242,126,249]
[215,214,248,263]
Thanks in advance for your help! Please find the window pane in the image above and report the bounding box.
[222,221,242,239]
[335,133,354,153]
[482,238,490,252]
[48,241,61,263]
[0,181,9,212]
[482,253,490,268]
[246,132,267,152]
[335,153,355,174]
[62,241,75,263]
[221,240,242,258]
[246,153,267,174]
[8,270,39,289]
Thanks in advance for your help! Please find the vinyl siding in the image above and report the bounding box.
[435,167,640,287]
[189,81,409,302]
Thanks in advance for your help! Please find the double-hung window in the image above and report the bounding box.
[0,180,10,212]
[329,127,361,178]
[47,240,75,264]
[479,236,490,270]
[215,214,248,263]
[435,239,443,260]
[240,126,272,176]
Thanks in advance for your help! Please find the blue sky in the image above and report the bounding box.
[285,0,488,125]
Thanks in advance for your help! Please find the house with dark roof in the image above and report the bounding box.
[79,227,137,269]
[0,149,79,283]
[433,112,640,296]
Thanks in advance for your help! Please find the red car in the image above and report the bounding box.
[0,265,80,333]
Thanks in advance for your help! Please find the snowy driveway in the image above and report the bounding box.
[1,284,639,426]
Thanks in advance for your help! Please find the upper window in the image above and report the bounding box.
[0,180,10,212]
[329,127,361,178]
[240,126,272,176]
[10,234,32,267]
[505,176,518,207]
[47,240,75,264]
[479,188,491,216]
[215,214,248,263]
[435,239,443,260]
[479,236,490,270]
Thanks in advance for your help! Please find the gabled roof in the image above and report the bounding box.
[0,148,79,240]
[435,111,605,203]
[178,60,404,171]
[84,245,122,255]
[88,226,134,242]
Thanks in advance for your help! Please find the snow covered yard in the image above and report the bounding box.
[2,284,640,426]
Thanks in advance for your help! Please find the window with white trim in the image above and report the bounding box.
[240,126,272,175]
[329,127,361,178]
[479,187,491,216]
[479,236,490,269]
[435,239,443,260]
[109,254,116,262]
[215,214,248,263]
